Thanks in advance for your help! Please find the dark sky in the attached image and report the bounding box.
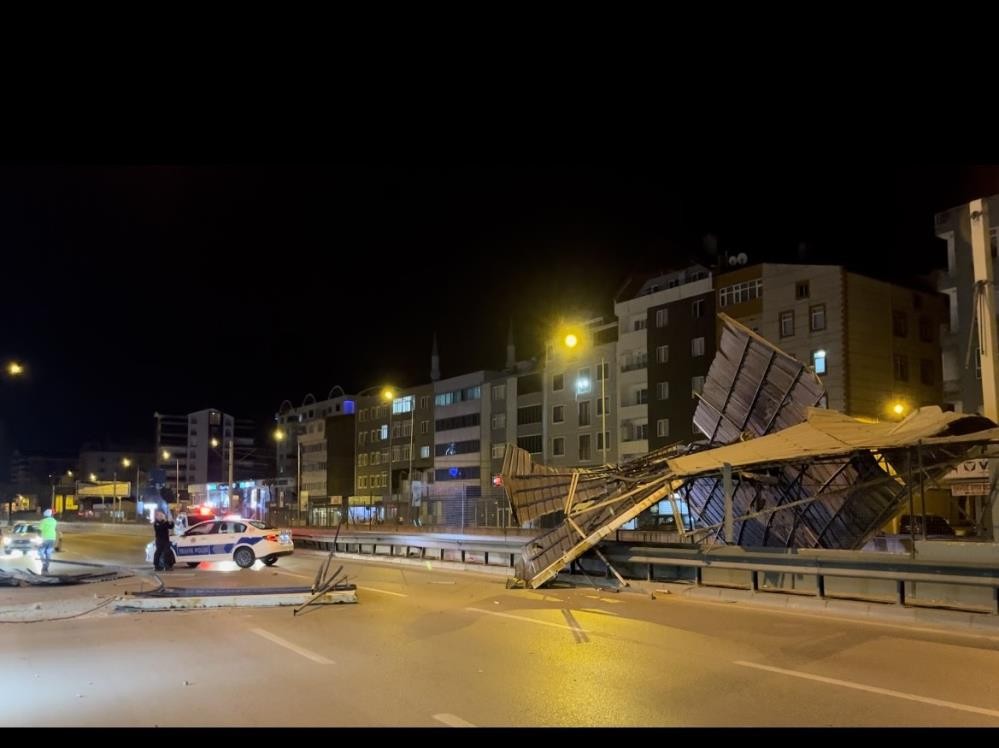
[2,164,999,458]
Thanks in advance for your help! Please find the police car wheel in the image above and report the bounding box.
[233,547,255,569]
[263,557,277,566]
[186,562,198,568]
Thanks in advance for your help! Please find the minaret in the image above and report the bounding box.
[430,332,440,382]
[505,318,516,371]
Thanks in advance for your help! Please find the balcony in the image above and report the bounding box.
[620,361,647,373]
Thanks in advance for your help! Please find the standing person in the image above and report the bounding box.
[153,510,175,571]
[38,508,57,574]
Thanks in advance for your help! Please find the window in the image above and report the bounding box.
[691,337,706,357]
[657,418,670,438]
[552,437,565,457]
[491,444,505,459]
[691,376,705,396]
[578,434,592,460]
[636,388,648,405]
[633,318,647,331]
[517,434,543,454]
[596,431,611,451]
[892,310,908,338]
[380,425,388,441]
[893,354,909,381]
[812,349,827,375]
[656,308,668,328]
[358,476,368,489]
[657,381,670,400]
[809,304,826,332]
[552,405,565,423]
[435,440,480,457]
[595,361,610,381]
[918,317,934,343]
[402,445,411,460]
[578,400,591,426]
[358,454,368,467]
[370,429,377,441]
[656,344,669,364]
[358,432,366,445]
[596,397,610,416]
[420,445,430,459]
[420,420,429,435]
[718,279,763,307]
[436,413,481,431]
[420,395,430,410]
[576,368,592,395]
[795,281,810,300]
[435,386,482,407]
[391,446,401,461]
[779,310,794,338]
[920,358,935,385]
[490,413,506,429]
[636,423,648,440]
[517,405,543,425]
[692,299,704,319]
[371,451,380,465]
[492,384,506,400]
[392,395,414,414]
[552,373,565,391]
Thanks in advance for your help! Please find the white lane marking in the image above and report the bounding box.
[465,607,589,633]
[433,713,476,727]
[734,660,999,719]
[357,585,408,598]
[249,628,335,665]
[577,607,621,617]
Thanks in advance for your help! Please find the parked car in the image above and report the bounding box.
[898,514,956,538]
[145,518,293,569]
[2,522,63,554]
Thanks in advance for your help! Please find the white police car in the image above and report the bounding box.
[146,518,293,569]
[3,522,63,555]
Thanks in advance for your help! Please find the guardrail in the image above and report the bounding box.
[598,542,999,615]
[292,528,527,569]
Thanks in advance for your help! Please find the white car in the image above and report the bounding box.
[145,518,293,569]
[3,522,63,555]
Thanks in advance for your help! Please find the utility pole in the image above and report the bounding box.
[228,439,235,511]
[969,198,999,539]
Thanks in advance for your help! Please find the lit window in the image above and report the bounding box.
[812,350,827,375]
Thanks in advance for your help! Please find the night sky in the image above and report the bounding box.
[2,164,998,460]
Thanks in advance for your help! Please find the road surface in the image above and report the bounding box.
[1,528,998,726]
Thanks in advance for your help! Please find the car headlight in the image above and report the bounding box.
[31,537,42,545]
[2,537,9,545]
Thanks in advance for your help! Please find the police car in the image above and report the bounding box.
[146,517,294,569]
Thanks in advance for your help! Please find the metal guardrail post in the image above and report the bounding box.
[816,574,826,599]
[750,570,759,592]
[695,566,702,586]
[994,586,999,616]
[896,579,907,607]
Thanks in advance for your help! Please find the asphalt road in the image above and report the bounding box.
[2,528,999,727]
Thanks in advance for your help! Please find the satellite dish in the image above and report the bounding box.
[736,252,748,265]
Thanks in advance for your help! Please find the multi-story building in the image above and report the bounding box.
[354,383,435,512]
[613,266,713,459]
[9,452,77,487]
[716,263,947,421]
[541,317,619,465]
[935,195,999,415]
[432,372,495,514]
[154,413,188,495]
[78,445,154,482]
[154,409,269,498]
[646,283,716,448]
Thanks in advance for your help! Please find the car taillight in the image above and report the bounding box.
[265,534,278,542]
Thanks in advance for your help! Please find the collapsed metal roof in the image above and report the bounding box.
[501,314,999,588]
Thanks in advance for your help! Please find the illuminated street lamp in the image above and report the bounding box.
[6,361,24,377]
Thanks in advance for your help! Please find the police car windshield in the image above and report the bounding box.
[14,524,38,534]
[247,520,274,530]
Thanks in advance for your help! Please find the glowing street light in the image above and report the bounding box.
[210,437,220,448]
[89,473,97,482]
[564,333,578,349]
[273,428,286,442]
[6,361,24,376]
[893,403,905,416]
[382,388,395,401]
